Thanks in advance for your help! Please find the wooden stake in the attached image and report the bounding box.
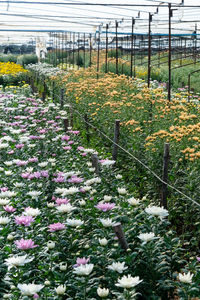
[84,114,90,144]
[63,119,69,132]
[113,222,128,251]
[161,143,170,209]
[112,119,120,161]
[91,154,99,175]
[60,88,64,108]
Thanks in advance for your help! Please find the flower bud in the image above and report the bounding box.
[7,234,14,241]
[99,238,108,246]
[55,285,66,295]
[47,241,55,249]
[59,263,67,271]
[97,287,109,298]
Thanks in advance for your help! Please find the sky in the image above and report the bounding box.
[0,0,200,44]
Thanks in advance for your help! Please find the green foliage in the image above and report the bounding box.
[17,54,38,66]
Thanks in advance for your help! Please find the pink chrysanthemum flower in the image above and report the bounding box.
[95,203,116,212]
[15,215,35,226]
[55,198,70,206]
[68,176,83,183]
[3,205,16,213]
[15,238,38,250]
[48,223,65,232]
[74,257,90,268]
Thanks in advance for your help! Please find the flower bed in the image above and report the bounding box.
[0,62,28,87]
[0,87,199,299]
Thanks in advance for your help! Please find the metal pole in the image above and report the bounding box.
[89,33,92,67]
[78,32,80,69]
[73,32,75,68]
[84,33,86,68]
[130,18,135,78]
[115,20,118,75]
[168,3,172,101]
[105,24,108,73]
[97,26,100,79]
[148,13,152,88]
[161,143,170,209]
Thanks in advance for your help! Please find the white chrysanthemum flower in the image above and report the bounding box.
[82,148,96,153]
[99,238,108,246]
[115,274,143,289]
[66,218,84,227]
[79,200,86,206]
[55,187,79,196]
[27,191,42,198]
[73,263,94,276]
[0,143,9,149]
[24,207,41,217]
[0,191,16,198]
[47,241,55,250]
[5,171,13,176]
[10,129,21,134]
[108,262,128,273]
[87,162,92,167]
[85,177,101,186]
[47,202,55,208]
[145,206,169,218]
[117,188,127,195]
[101,160,115,166]
[55,285,66,295]
[104,195,112,202]
[26,167,33,173]
[0,199,10,206]
[116,174,122,179]
[97,287,109,298]
[138,232,157,243]
[82,186,92,191]
[178,272,193,284]
[4,161,13,166]
[17,283,44,296]
[38,162,48,168]
[128,197,140,206]
[48,158,56,163]
[100,218,115,227]
[1,136,13,142]
[56,203,76,213]
[5,255,33,268]
[0,217,10,225]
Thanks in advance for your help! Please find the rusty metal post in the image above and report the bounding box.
[52,81,55,102]
[84,114,90,144]
[89,33,92,67]
[73,32,75,68]
[148,13,152,88]
[105,24,108,73]
[60,88,64,108]
[115,20,118,75]
[91,154,99,174]
[78,32,80,69]
[65,32,68,71]
[97,26,100,79]
[83,33,86,68]
[161,143,170,209]
[63,119,69,132]
[130,18,135,78]
[113,223,128,251]
[188,73,191,101]
[168,3,172,101]
[112,119,120,161]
